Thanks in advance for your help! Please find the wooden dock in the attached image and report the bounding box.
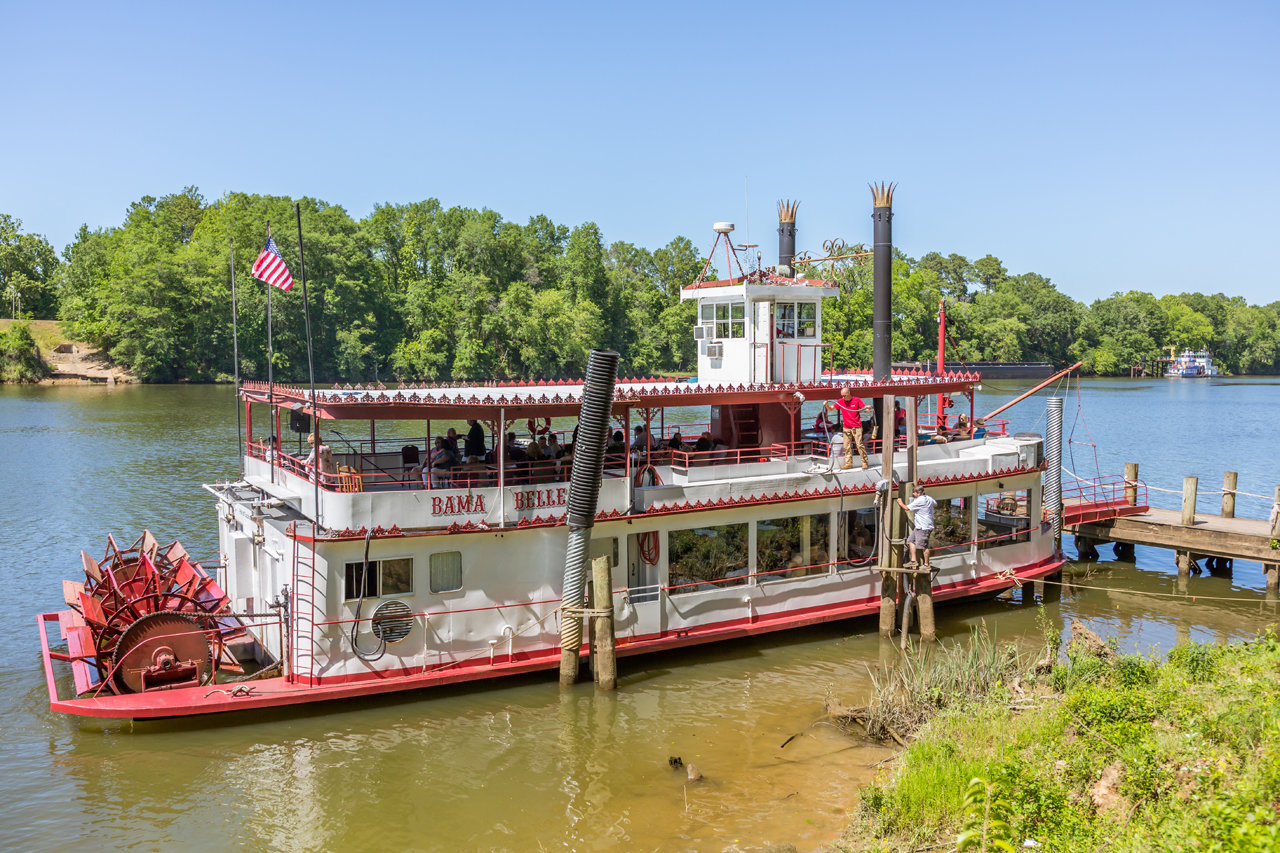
[1063,466,1280,588]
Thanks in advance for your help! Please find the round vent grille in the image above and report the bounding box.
[371,599,414,643]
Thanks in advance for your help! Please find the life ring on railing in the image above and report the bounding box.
[527,417,551,436]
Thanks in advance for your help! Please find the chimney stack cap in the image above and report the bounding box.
[777,200,799,223]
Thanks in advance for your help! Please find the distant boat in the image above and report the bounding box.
[1164,349,1220,378]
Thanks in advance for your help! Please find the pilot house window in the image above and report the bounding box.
[703,302,745,339]
[776,302,816,339]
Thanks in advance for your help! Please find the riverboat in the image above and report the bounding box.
[1164,349,1220,378]
[38,204,1079,721]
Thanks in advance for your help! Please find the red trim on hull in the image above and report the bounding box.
[39,555,1066,720]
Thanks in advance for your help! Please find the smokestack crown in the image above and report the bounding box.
[776,199,799,276]
[869,182,896,208]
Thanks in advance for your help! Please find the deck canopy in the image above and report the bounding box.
[240,370,981,421]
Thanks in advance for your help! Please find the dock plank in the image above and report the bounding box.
[1068,507,1279,563]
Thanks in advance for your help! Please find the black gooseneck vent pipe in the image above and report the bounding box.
[559,350,620,655]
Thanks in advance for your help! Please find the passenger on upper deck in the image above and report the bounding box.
[426,436,458,487]
[825,388,869,471]
[666,432,685,451]
[464,419,486,461]
[504,432,527,464]
[632,425,656,452]
[304,433,336,481]
[894,401,907,437]
[693,432,712,453]
[547,432,565,459]
[607,430,626,455]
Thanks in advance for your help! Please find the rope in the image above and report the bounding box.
[1064,467,1277,502]
[1039,575,1279,604]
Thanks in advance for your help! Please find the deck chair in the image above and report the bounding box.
[337,464,363,494]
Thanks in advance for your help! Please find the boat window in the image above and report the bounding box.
[714,302,745,339]
[344,561,379,600]
[429,551,463,593]
[978,490,1031,548]
[798,302,817,338]
[381,558,413,595]
[776,302,796,339]
[930,497,974,555]
[757,513,830,581]
[838,508,878,563]
[343,558,413,600]
[589,537,619,568]
[667,523,749,595]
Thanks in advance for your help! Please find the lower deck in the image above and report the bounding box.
[40,550,1065,719]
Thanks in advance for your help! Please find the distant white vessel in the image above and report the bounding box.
[1164,349,1220,378]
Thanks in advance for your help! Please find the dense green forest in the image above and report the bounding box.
[2,189,1278,382]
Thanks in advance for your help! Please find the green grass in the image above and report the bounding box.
[0,318,82,352]
[831,626,1280,852]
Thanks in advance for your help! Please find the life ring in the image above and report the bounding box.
[527,417,551,436]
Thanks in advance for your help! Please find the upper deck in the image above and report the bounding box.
[232,369,1034,535]
[240,368,983,421]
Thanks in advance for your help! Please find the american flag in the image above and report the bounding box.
[252,237,294,291]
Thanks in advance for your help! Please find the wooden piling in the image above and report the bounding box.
[879,571,898,639]
[1266,565,1279,595]
[1124,462,1138,506]
[916,568,936,642]
[1222,472,1237,519]
[1181,476,1198,527]
[590,555,616,691]
[1176,549,1194,577]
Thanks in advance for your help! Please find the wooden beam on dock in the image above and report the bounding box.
[1066,507,1278,564]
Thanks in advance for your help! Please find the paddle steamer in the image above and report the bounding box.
[38,198,1069,719]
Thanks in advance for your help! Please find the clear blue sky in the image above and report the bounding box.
[3,2,1277,304]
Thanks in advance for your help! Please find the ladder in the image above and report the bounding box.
[729,404,760,449]
[289,523,322,686]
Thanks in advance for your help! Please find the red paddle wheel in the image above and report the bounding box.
[71,531,245,695]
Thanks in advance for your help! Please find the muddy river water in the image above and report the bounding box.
[1,377,1276,852]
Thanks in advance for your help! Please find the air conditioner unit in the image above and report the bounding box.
[693,325,709,340]
[706,341,724,359]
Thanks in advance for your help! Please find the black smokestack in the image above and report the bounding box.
[871,183,895,381]
[777,200,798,275]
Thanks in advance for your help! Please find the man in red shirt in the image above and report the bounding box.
[825,387,869,470]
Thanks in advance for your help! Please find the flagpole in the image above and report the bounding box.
[266,220,275,485]
[229,236,243,478]
[295,203,320,530]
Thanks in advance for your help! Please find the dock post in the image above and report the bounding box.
[1222,472,1237,519]
[1266,565,1279,595]
[1124,463,1139,506]
[590,555,616,691]
[1181,477,1198,527]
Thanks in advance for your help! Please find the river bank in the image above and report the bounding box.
[827,616,1280,852]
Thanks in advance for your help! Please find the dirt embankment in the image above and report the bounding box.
[0,319,137,384]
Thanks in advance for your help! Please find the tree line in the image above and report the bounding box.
[2,189,1278,382]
